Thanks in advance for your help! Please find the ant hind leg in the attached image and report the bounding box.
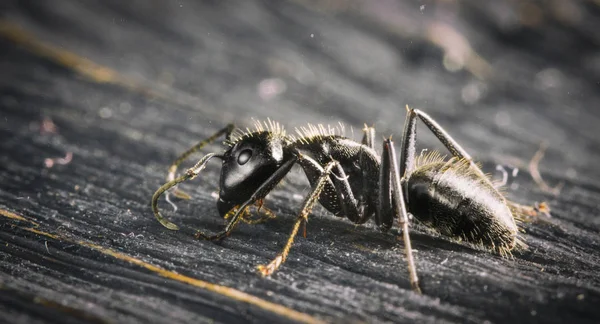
[409,107,493,188]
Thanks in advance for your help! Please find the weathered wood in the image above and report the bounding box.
[1,1,599,323]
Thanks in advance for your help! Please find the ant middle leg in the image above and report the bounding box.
[358,124,379,218]
[380,138,421,293]
[296,154,368,224]
[257,159,342,276]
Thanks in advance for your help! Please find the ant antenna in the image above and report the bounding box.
[152,153,223,230]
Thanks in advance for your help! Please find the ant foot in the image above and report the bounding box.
[257,255,283,276]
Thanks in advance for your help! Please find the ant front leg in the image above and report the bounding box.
[152,153,222,230]
[380,138,421,294]
[258,159,343,276]
[166,124,235,200]
[195,157,297,241]
[245,199,278,224]
[223,200,277,225]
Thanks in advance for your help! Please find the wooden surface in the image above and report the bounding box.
[1,1,600,323]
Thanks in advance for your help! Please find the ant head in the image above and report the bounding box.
[217,132,288,217]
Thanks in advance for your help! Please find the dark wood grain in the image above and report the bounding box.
[1,1,599,323]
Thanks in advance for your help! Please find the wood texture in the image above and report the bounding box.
[1,1,599,323]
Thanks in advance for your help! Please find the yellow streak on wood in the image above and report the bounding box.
[0,20,213,115]
[16,222,324,324]
[78,241,324,324]
[22,227,60,240]
[0,208,39,227]
[0,20,126,84]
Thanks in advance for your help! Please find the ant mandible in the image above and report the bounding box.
[152,106,526,294]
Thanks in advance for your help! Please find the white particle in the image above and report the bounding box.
[98,107,112,119]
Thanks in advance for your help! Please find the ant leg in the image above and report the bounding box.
[377,140,395,230]
[241,206,277,224]
[409,107,493,188]
[297,155,363,223]
[358,124,381,219]
[257,160,340,276]
[152,153,221,230]
[381,138,421,294]
[195,157,297,241]
[166,124,235,199]
[224,200,277,225]
[252,199,278,222]
[399,106,418,178]
[376,108,418,231]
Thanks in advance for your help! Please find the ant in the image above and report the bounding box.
[152,106,527,294]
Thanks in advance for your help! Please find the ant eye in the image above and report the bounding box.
[237,149,252,165]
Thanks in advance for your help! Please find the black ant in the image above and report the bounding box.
[152,106,527,294]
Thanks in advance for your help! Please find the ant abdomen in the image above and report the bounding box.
[406,158,519,255]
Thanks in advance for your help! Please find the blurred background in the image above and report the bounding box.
[2,0,599,175]
[1,1,599,323]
